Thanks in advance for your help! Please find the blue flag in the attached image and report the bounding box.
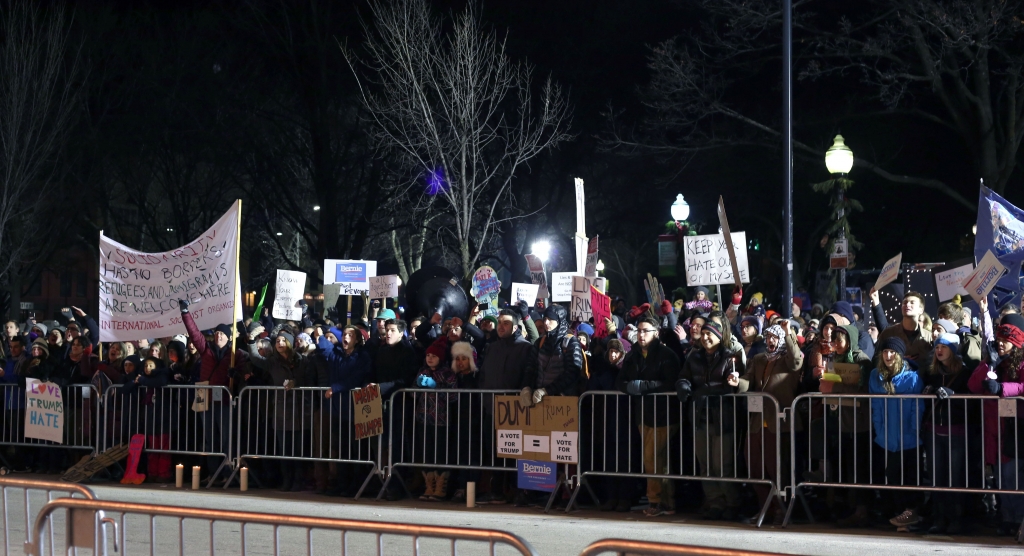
[975,186,1024,309]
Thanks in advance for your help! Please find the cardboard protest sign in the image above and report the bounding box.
[524,254,548,299]
[682,232,750,286]
[551,272,577,302]
[962,250,1007,304]
[570,276,593,323]
[511,282,540,304]
[591,285,611,338]
[99,200,241,342]
[471,266,501,316]
[873,253,902,291]
[25,379,63,443]
[351,383,383,440]
[272,269,306,320]
[323,259,377,295]
[585,236,599,277]
[934,261,973,302]
[494,395,578,463]
[369,275,399,300]
[716,197,743,288]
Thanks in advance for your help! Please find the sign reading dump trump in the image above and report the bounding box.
[494,395,578,463]
[352,384,383,440]
[98,201,241,342]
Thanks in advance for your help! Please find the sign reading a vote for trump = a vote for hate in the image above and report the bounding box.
[494,395,578,464]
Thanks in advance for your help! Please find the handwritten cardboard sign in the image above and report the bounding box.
[524,254,548,299]
[934,262,973,302]
[25,379,63,443]
[511,282,540,304]
[962,250,1007,304]
[591,286,611,338]
[585,236,599,277]
[551,273,578,302]
[494,395,578,463]
[682,232,750,286]
[570,276,593,323]
[351,383,383,440]
[873,252,902,291]
[272,269,306,320]
[369,275,399,300]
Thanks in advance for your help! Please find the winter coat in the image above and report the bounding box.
[967,359,1024,465]
[182,312,247,398]
[316,336,372,419]
[371,341,419,401]
[615,338,681,427]
[875,322,933,369]
[923,361,975,434]
[414,365,458,425]
[478,328,533,391]
[526,305,584,396]
[248,344,317,431]
[680,344,746,431]
[868,363,925,452]
[1,352,26,409]
[736,332,804,433]
[121,367,176,436]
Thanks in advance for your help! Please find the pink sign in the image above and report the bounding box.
[591,286,611,338]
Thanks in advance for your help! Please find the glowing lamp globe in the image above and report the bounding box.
[825,134,854,175]
[670,194,690,222]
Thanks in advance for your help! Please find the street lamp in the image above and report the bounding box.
[826,134,854,295]
[596,259,605,272]
[670,194,690,222]
[531,240,551,262]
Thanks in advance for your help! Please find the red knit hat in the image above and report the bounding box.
[425,343,447,359]
[997,324,1024,349]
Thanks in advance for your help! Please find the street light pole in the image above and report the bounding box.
[825,134,854,302]
[782,0,794,319]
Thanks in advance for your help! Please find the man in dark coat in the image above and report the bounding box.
[523,304,583,405]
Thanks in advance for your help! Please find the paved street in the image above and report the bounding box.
[43,481,1018,555]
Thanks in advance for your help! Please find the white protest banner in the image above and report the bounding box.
[99,200,241,342]
[272,269,306,320]
[873,252,902,291]
[934,262,973,302]
[585,236,599,277]
[962,250,1007,304]
[369,275,399,300]
[570,276,593,323]
[323,259,377,295]
[524,254,548,299]
[682,232,750,286]
[24,378,63,443]
[574,178,588,274]
[551,272,578,302]
[511,282,540,304]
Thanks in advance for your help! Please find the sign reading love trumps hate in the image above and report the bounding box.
[98,201,241,342]
[25,379,63,443]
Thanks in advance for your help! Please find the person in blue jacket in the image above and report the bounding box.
[868,336,925,529]
[316,325,372,496]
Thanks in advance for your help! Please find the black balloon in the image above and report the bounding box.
[404,267,468,322]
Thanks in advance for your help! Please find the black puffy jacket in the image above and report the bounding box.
[526,305,583,396]
[680,345,745,431]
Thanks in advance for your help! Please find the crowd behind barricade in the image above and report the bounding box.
[0,287,1023,539]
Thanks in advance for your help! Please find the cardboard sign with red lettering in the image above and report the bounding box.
[591,285,611,338]
[351,383,383,440]
[494,395,578,463]
[25,378,63,443]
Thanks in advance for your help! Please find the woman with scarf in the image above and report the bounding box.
[734,322,803,524]
[967,313,1024,536]
[868,337,925,529]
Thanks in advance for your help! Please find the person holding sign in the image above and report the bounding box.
[679,321,745,521]
[20,339,64,473]
[178,298,248,483]
[616,316,681,517]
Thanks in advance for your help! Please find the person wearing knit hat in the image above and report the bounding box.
[414,340,458,500]
[425,342,447,360]
[450,340,477,374]
[739,315,766,359]
[30,337,50,359]
[28,322,46,342]
[968,313,1024,535]
[931,318,959,341]
[701,321,723,342]
[868,332,925,529]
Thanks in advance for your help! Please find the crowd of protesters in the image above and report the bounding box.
[0,284,1022,538]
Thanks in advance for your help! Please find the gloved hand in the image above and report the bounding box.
[936,387,955,400]
[626,380,643,396]
[519,386,533,407]
[299,300,309,315]
[416,375,437,388]
[61,307,73,321]
[532,388,547,405]
[984,379,1002,395]
[515,300,531,321]
[731,286,743,307]
[675,379,692,403]
[179,298,190,313]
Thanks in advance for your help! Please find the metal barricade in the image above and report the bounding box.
[100,384,233,488]
[0,384,100,468]
[0,476,111,556]
[571,391,785,527]
[380,388,523,501]
[578,538,784,556]
[786,392,1024,540]
[230,386,382,498]
[25,497,540,556]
